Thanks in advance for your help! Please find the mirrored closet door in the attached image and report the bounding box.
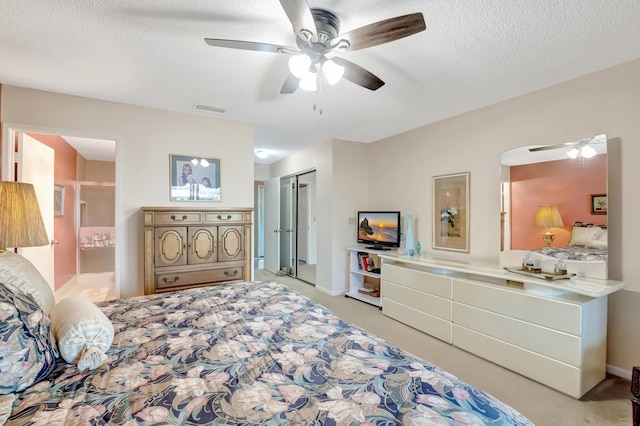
[263,170,316,285]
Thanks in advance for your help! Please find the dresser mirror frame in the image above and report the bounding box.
[500,134,608,276]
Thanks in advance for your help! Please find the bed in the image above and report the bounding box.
[1,278,533,425]
[502,222,608,279]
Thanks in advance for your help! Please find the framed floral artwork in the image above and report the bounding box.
[170,154,221,201]
[591,194,607,215]
[432,172,470,252]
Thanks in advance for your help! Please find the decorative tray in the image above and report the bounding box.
[504,267,575,281]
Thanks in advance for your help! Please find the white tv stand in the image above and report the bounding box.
[346,247,385,307]
[376,252,625,398]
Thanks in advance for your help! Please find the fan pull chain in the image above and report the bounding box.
[314,72,323,115]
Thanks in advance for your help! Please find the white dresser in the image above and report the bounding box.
[383,263,453,343]
[379,253,624,398]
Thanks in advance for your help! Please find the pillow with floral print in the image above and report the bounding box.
[0,282,58,395]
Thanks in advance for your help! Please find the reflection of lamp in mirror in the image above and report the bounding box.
[535,205,564,247]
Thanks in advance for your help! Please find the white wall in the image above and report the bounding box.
[1,86,255,297]
[368,59,640,374]
[254,163,269,181]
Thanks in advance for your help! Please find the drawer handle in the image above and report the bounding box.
[224,270,239,277]
[162,276,180,284]
[217,214,232,220]
[171,215,188,221]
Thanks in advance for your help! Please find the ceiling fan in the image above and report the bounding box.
[204,0,426,94]
[528,134,606,158]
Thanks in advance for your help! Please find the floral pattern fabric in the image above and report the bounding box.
[529,245,607,261]
[7,281,533,425]
[0,283,58,395]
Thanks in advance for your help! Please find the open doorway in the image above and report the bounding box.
[1,124,117,302]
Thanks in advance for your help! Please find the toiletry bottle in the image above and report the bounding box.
[523,253,534,271]
[554,259,567,275]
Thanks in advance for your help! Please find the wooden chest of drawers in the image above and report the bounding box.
[142,207,252,294]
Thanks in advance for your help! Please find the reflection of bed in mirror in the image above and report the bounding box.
[500,134,608,280]
[500,223,608,279]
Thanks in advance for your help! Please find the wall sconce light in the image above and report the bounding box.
[535,205,564,247]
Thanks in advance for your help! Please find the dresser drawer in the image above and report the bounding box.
[384,281,452,321]
[453,324,593,398]
[383,299,452,343]
[155,266,244,290]
[382,263,452,298]
[453,278,582,335]
[154,211,202,225]
[454,302,581,366]
[203,212,245,224]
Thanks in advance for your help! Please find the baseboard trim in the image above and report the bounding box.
[314,286,343,296]
[607,364,632,381]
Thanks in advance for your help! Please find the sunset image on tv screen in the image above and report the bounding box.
[358,212,398,242]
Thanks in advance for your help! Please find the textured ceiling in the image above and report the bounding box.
[1,0,639,164]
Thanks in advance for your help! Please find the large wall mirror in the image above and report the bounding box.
[500,134,608,277]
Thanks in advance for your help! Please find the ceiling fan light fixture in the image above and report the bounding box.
[288,54,312,78]
[566,148,580,159]
[299,72,317,91]
[581,145,597,158]
[322,59,344,85]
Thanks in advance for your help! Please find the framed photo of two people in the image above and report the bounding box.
[170,154,221,201]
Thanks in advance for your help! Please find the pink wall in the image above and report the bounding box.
[510,155,606,249]
[28,133,77,290]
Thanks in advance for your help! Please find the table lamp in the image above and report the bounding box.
[0,180,49,270]
[534,205,564,247]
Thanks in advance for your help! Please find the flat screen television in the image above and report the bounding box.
[357,211,401,250]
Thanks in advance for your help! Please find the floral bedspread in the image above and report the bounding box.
[529,245,607,261]
[8,281,533,425]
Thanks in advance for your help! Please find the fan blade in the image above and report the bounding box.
[332,57,385,91]
[280,74,300,94]
[205,38,297,54]
[279,0,317,42]
[529,143,573,152]
[331,13,426,52]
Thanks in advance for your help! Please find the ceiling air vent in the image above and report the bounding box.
[193,104,226,114]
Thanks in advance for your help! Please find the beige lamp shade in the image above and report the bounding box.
[0,181,49,250]
[534,205,564,228]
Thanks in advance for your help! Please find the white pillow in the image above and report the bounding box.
[50,296,114,371]
[0,251,55,315]
[569,226,602,247]
[589,229,608,249]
